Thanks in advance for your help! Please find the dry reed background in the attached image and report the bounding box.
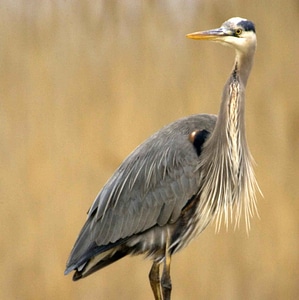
[1,1,299,299]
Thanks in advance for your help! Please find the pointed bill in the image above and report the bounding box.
[186,28,227,40]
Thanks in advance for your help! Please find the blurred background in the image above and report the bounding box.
[1,0,298,299]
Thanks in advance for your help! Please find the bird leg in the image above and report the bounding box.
[161,245,172,300]
[149,261,162,300]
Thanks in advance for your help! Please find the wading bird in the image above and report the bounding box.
[65,17,259,300]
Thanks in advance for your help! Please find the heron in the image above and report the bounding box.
[65,17,259,300]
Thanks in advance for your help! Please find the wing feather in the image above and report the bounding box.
[66,114,216,270]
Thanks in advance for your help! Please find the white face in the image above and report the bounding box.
[215,18,257,54]
[217,31,257,54]
[186,17,257,55]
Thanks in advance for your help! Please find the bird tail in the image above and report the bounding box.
[71,246,128,281]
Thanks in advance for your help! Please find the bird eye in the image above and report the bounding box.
[235,28,242,36]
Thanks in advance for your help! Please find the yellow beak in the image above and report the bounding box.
[186,28,226,40]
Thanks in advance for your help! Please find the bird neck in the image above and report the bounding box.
[205,51,252,190]
[196,42,258,232]
[213,46,255,140]
[234,47,255,88]
[196,59,248,231]
[213,65,245,146]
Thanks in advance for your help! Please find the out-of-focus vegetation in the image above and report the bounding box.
[1,1,298,299]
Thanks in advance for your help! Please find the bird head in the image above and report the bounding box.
[187,17,256,54]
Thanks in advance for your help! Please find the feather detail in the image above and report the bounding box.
[196,76,259,234]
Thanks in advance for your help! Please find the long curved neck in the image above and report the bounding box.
[235,48,255,88]
[200,46,256,200]
[197,45,258,231]
[212,46,255,140]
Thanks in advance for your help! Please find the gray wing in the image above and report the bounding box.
[66,114,216,268]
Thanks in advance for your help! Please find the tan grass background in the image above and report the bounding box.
[1,1,299,299]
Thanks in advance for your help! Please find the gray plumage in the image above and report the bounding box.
[65,17,259,300]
